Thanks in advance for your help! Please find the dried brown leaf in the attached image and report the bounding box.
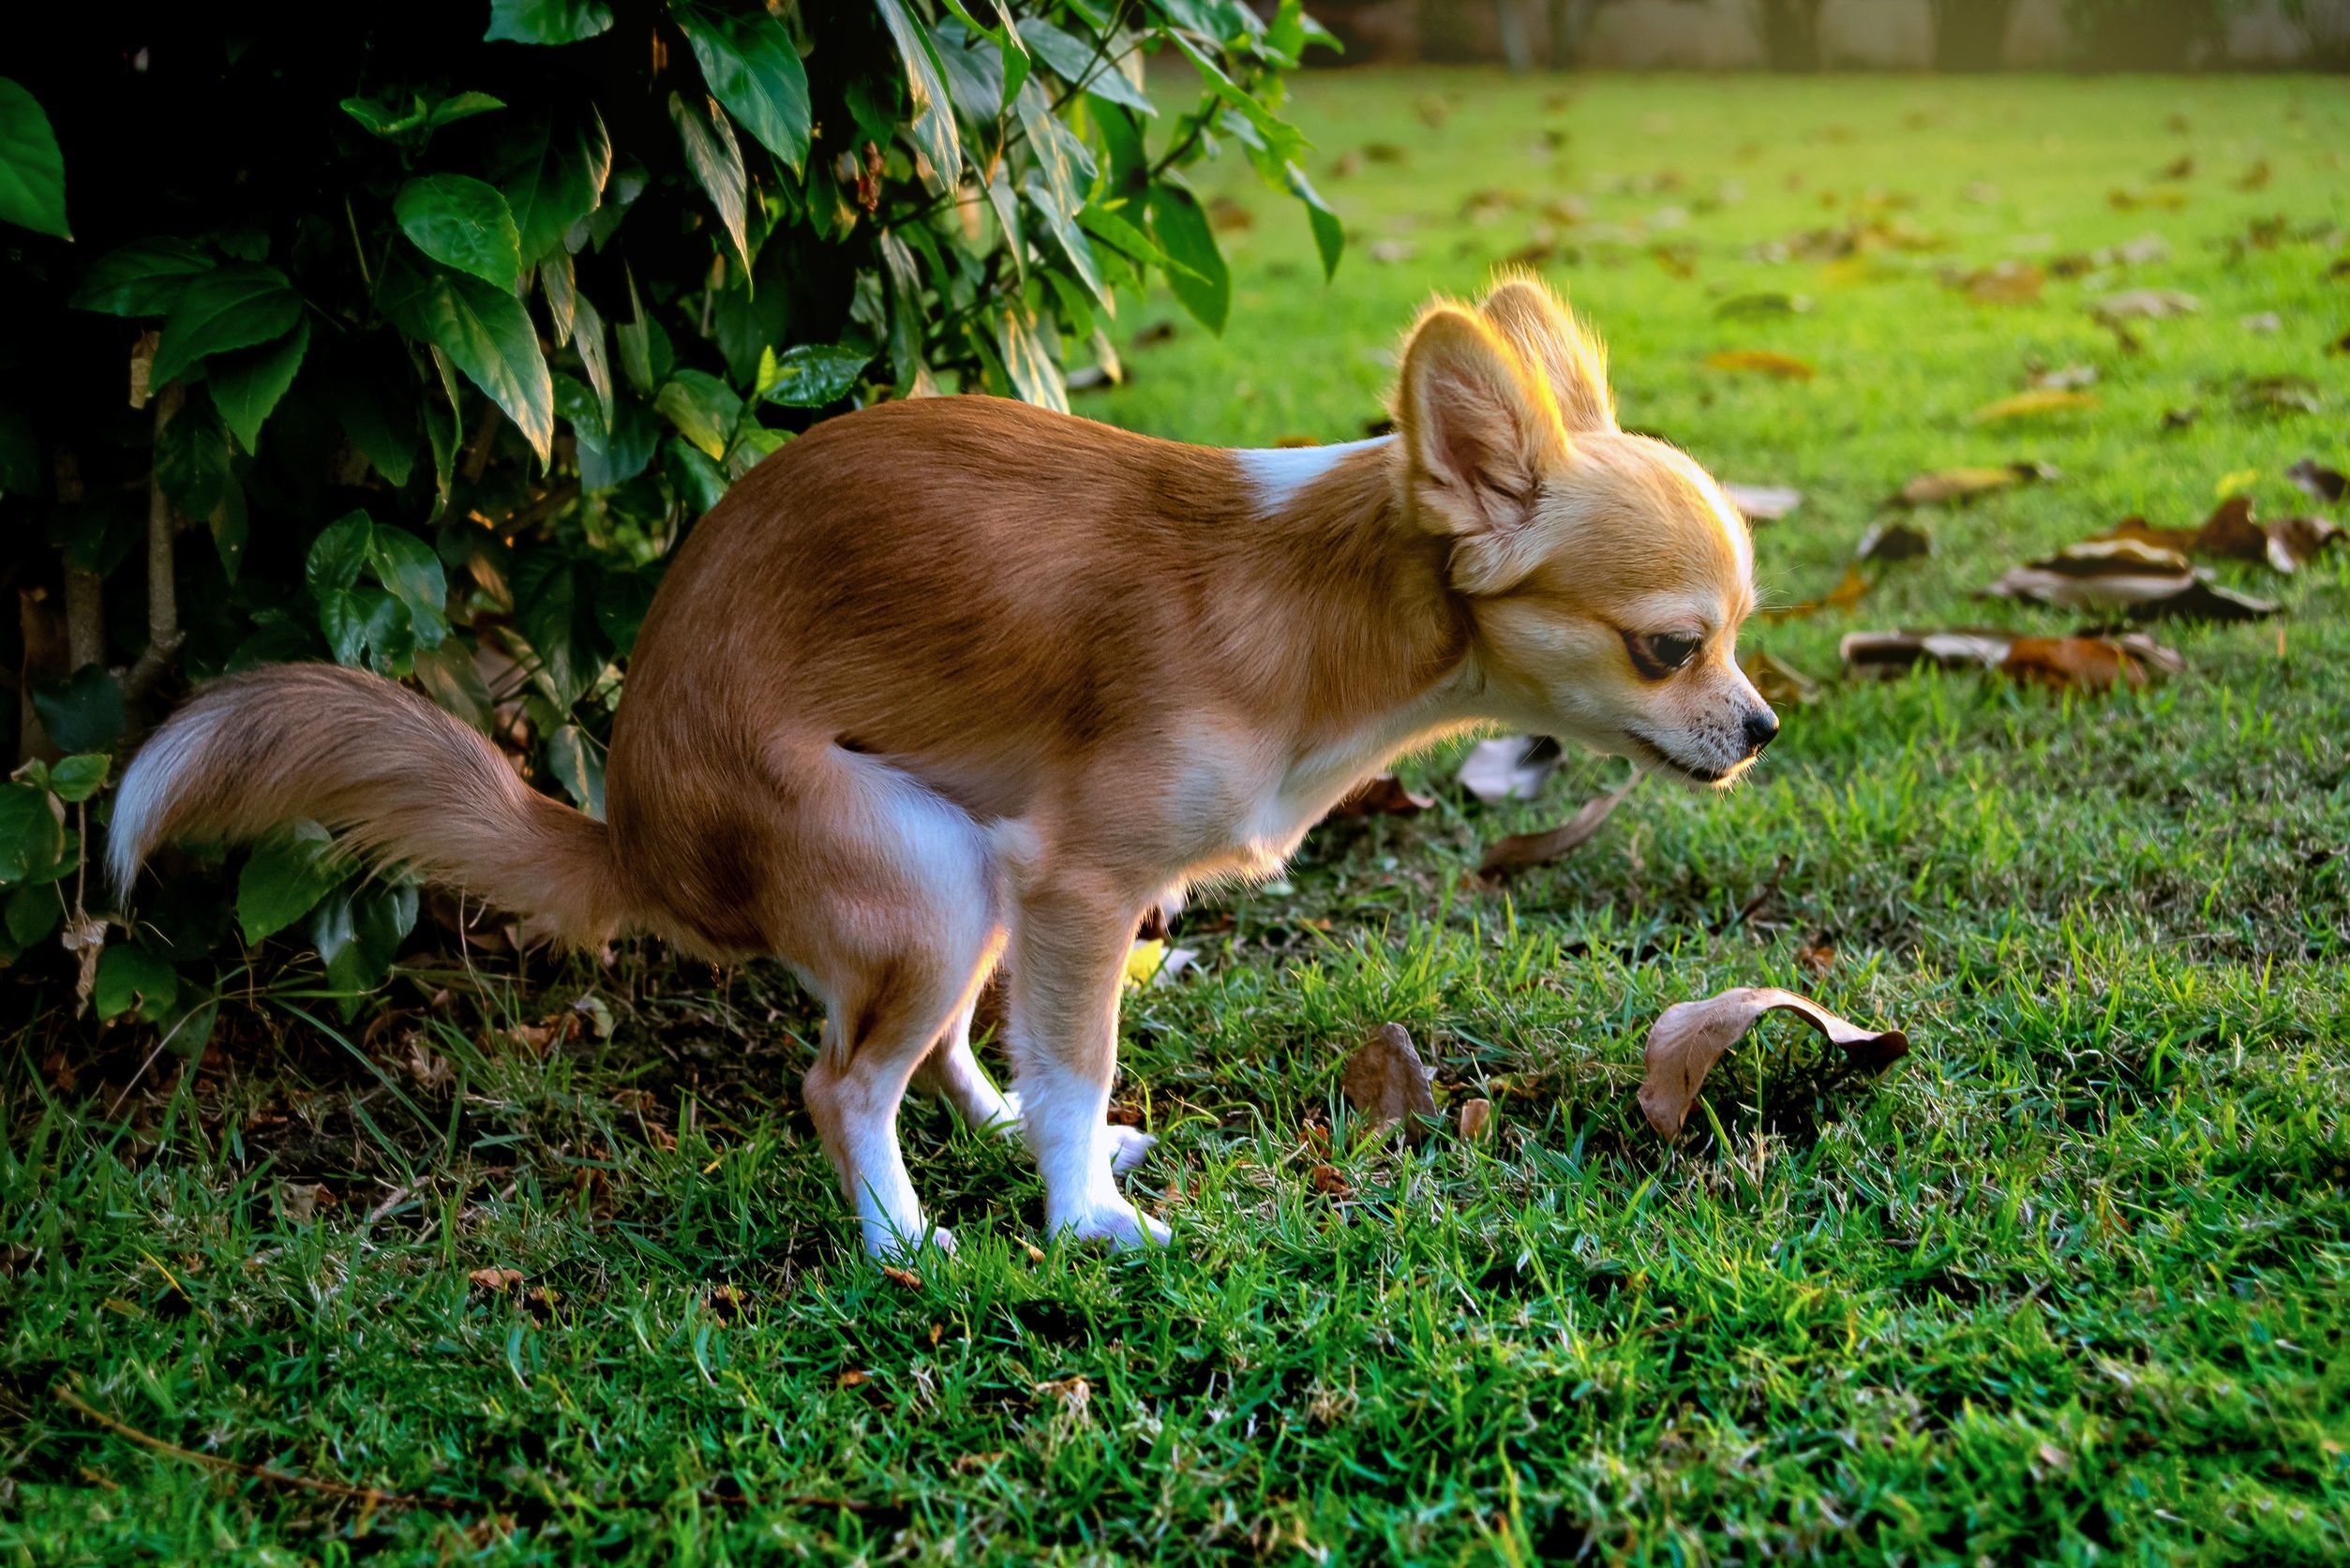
[1340,1023,1438,1146]
[1841,628,2013,677]
[1897,460,2056,505]
[1639,987,1909,1138]
[1968,388,2098,424]
[1327,774,1433,818]
[1476,778,1638,879]
[1705,350,1816,381]
[1309,1163,1352,1196]
[879,1265,921,1289]
[1998,635,2178,692]
[1855,520,1931,562]
[2288,456,2346,506]
[1456,1098,1494,1141]
[1963,261,2043,304]
[469,1266,523,1292]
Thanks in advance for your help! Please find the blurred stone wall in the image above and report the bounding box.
[1302,0,2350,67]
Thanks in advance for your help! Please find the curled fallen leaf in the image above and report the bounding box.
[879,1265,921,1289]
[1962,261,2043,304]
[1741,650,1820,706]
[1721,482,1802,522]
[1999,635,2181,691]
[1308,1164,1352,1196]
[2097,495,2341,574]
[1457,735,1560,803]
[1456,1098,1493,1141]
[837,1369,872,1389]
[2286,456,2345,506]
[1705,350,1816,381]
[469,1266,524,1292]
[1842,629,2180,690]
[1855,520,1931,562]
[1968,388,2098,424]
[1983,538,2277,620]
[2091,287,2199,321]
[1897,461,2056,505]
[1340,1023,1438,1146]
[1639,987,1909,1139]
[1328,774,1433,818]
[1841,628,2013,676]
[1476,777,1639,880]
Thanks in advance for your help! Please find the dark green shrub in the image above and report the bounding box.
[0,1,1335,1043]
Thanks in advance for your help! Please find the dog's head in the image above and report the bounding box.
[1394,278,1774,785]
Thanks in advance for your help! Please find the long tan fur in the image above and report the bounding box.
[115,278,1771,1258]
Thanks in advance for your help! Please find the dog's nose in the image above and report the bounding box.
[1742,708,1779,755]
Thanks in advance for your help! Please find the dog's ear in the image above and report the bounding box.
[1478,277,1616,434]
[1396,306,1564,590]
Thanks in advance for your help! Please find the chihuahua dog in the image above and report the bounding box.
[112,278,1773,1256]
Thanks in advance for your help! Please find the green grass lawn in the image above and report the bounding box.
[7,70,2350,1565]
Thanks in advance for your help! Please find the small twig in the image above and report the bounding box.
[461,400,502,483]
[52,1384,423,1509]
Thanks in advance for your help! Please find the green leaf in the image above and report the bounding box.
[95,945,178,1023]
[512,553,606,710]
[396,174,523,290]
[320,880,416,1003]
[236,821,341,943]
[208,317,310,452]
[491,111,610,266]
[1017,17,1155,118]
[343,89,506,142]
[70,238,215,316]
[395,266,555,464]
[664,438,728,516]
[654,370,742,460]
[761,343,873,409]
[154,393,234,519]
[677,3,812,172]
[150,264,303,388]
[307,512,374,596]
[668,93,748,268]
[485,0,613,44]
[875,0,962,187]
[545,724,606,819]
[0,78,68,239]
[1169,32,1305,166]
[332,377,417,489]
[1285,161,1344,281]
[32,665,125,754]
[592,570,658,657]
[995,298,1068,414]
[47,754,109,804]
[318,586,408,673]
[1147,180,1231,335]
[6,883,59,948]
[1078,202,1197,280]
[0,783,64,885]
[615,270,654,396]
[367,526,449,651]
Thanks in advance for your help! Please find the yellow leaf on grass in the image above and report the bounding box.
[1705,350,1816,381]
[1967,388,2098,424]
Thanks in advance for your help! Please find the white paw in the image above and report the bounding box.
[1054,1200,1171,1250]
[1104,1125,1157,1175]
[989,1090,1025,1136]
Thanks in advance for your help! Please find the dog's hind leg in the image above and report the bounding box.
[787,752,1000,1258]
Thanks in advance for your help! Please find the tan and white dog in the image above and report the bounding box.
[112,279,1773,1256]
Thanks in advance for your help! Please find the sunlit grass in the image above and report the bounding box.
[5,71,2348,1565]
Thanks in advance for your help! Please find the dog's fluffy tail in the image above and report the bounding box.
[110,664,629,948]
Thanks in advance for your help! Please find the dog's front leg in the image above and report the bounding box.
[1002,884,1170,1248]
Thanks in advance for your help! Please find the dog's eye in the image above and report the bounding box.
[1625,631,1701,679]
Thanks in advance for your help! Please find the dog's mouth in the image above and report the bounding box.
[1621,725,1735,786]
